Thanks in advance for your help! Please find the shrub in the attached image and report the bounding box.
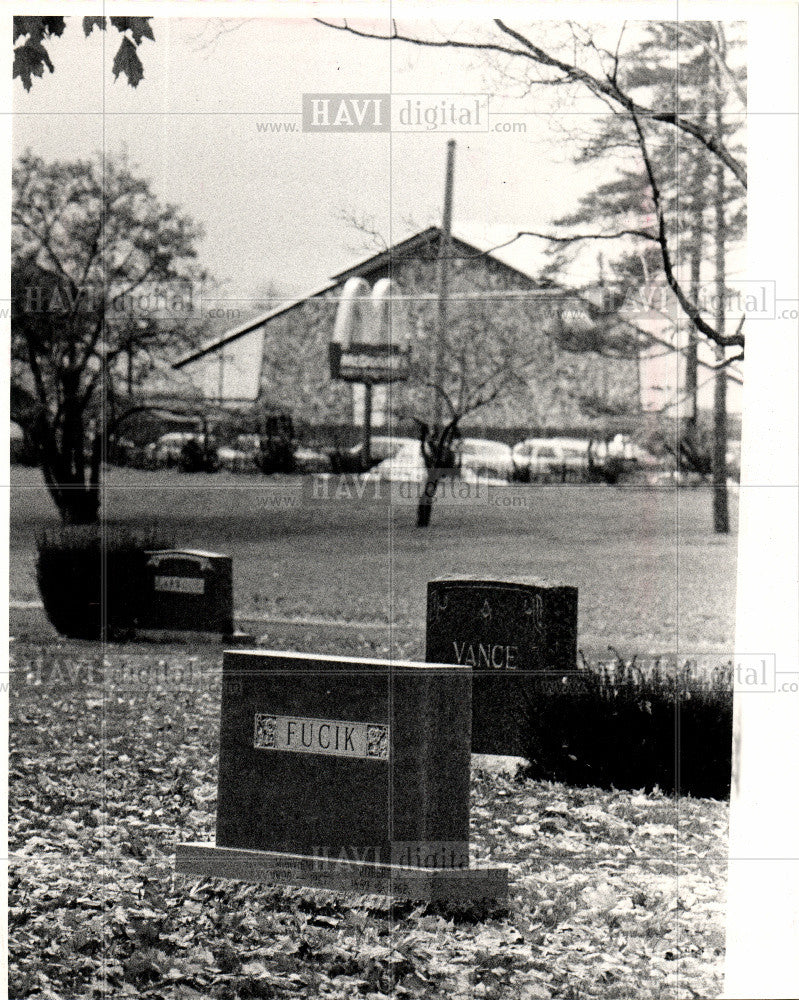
[179,437,219,473]
[520,652,733,799]
[10,432,38,466]
[509,464,531,484]
[255,438,296,475]
[328,447,362,475]
[255,413,296,474]
[597,455,626,485]
[36,524,175,640]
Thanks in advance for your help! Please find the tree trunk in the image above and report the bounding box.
[415,417,459,528]
[42,461,100,524]
[711,57,729,534]
[416,472,440,528]
[38,419,102,526]
[685,72,709,457]
[684,330,699,449]
[60,485,101,525]
[712,343,729,533]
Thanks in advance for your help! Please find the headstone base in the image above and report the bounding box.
[176,842,508,903]
[119,629,256,645]
[224,631,257,647]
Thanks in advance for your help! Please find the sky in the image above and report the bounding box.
[12,17,647,302]
[11,15,747,411]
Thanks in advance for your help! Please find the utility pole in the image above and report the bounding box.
[433,140,456,429]
[361,381,373,468]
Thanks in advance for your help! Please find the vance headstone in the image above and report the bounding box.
[140,549,234,636]
[176,649,507,902]
[426,577,578,756]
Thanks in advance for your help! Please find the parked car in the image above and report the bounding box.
[220,434,317,474]
[512,438,590,481]
[455,438,514,481]
[236,434,262,454]
[294,447,332,474]
[340,435,418,472]
[364,441,427,483]
[108,436,139,467]
[208,434,263,473]
[217,443,253,472]
[146,432,204,468]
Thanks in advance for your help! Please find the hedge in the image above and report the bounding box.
[36,524,175,641]
[520,653,733,799]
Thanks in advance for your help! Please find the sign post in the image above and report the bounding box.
[329,277,410,465]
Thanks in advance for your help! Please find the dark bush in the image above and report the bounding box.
[107,437,141,468]
[328,447,363,475]
[36,524,175,640]
[520,654,733,799]
[10,433,38,466]
[255,438,296,475]
[256,413,296,474]
[179,437,219,473]
[509,464,531,484]
[597,455,626,485]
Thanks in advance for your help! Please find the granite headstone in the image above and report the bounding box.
[426,577,578,756]
[140,549,234,635]
[176,649,507,901]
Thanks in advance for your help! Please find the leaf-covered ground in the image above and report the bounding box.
[9,638,728,1000]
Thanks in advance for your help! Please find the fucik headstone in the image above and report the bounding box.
[176,650,507,902]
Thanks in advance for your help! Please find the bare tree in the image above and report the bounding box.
[319,18,745,533]
[536,22,744,530]
[316,18,747,356]
[402,277,538,527]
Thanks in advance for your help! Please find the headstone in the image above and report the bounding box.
[141,549,234,635]
[176,650,507,902]
[426,576,578,756]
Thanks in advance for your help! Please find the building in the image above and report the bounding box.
[173,226,741,439]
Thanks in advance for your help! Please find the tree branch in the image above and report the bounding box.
[493,19,746,189]
[630,109,745,349]
[315,18,746,189]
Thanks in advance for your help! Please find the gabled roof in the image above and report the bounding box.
[328,225,440,283]
[173,278,338,369]
[172,224,741,387]
[330,224,563,287]
[173,225,552,370]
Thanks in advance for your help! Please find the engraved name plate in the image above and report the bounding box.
[154,575,205,595]
[253,714,389,760]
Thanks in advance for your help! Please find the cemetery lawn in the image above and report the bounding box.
[9,640,728,1000]
[10,465,738,653]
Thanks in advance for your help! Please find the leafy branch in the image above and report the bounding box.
[13,15,154,90]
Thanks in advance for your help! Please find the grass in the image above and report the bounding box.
[10,464,738,654]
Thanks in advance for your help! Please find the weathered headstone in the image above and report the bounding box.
[426,577,578,756]
[140,549,234,636]
[176,650,507,901]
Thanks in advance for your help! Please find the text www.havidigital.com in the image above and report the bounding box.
[254,94,527,133]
